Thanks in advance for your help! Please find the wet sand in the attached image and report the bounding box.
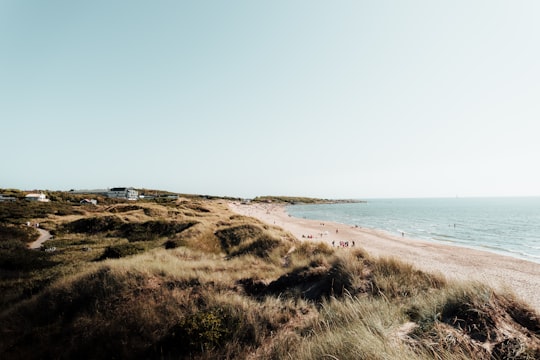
[229,202,540,312]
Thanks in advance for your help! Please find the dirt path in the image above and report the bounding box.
[28,228,52,249]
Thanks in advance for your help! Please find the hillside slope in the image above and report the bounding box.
[0,196,538,359]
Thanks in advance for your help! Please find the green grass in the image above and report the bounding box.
[0,195,538,359]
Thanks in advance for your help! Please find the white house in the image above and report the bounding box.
[25,193,50,202]
[107,187,138,201]
[69,187,139,200]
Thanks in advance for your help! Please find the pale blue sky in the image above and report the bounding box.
[2,1,540,198]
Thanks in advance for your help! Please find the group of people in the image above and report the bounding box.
[332,240,355,248]
[302,232,335,239]
[301,225,359,249]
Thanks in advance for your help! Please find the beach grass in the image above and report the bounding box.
[0,194,538,359]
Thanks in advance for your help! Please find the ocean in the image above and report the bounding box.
[287,197,540,264]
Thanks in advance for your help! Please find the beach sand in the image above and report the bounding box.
[229,202,540,312]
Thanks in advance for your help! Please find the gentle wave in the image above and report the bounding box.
[288,197,540,264]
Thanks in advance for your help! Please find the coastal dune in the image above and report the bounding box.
[229,202,540,312]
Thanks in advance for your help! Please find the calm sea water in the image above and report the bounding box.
[287,197,540,264]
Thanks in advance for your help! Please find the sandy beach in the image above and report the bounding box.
[229,202,540,312]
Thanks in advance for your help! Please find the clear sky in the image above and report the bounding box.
[2,1,540,199]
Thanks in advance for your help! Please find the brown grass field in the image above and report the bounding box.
[0,191,539,359]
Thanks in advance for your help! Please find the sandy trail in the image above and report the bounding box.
[28,228,52,249]
[229,202,540,312]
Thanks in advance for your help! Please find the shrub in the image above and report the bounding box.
[228,234,281,259]
[371,257,446,299]
[159,308,236,355]
[215,224,264,253]
[0,224,39,243]
[440,292,497,342]
[294,241,334,257]
[242,257,353,301]
[0,202,78,224]
[0,239,55,271]
[184,309,231,348]
[63,216,124,235]
[106,205,143,213]
[164,238,187,249]
[63,217,199,242]
[120,221,198,242]
[98,244,143,260]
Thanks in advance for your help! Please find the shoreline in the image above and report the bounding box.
[229,202,540,312]
[288,207,540,266]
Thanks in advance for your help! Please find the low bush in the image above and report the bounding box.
[0,239,55,271]
[98,244,144,260]
[228,234,281,259]
[371,257,447,299]
[241,257,353,301]
[63,216,124,235]
[155,307,237,356]
[120,220,198,242]
[0,224,39,243]
[294,241,334,257]
[406,286,540,358]
[0,202,78,224]
[63,218,198,242]
[215,224,264,252]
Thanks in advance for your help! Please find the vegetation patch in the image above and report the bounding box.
[106,204,144,213]
[0,224,39,243]
[63,217,198,242]
[163,238,187,249]
[154,307,238,356]
[63,216,124,235]
[0,239,56,271]
[119,220,198,241]
[241,257,353,301]
[215,224,264,252]
[371,257,447,299]
[0,201,79,224]
[252,196,364,204]
[406,288,540,359]
[228,234,281,259]
[179,201,211,213]
[98,243,144,260]
[440,294,497,342]
[293,241,334,258]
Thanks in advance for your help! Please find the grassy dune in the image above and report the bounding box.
[0,194,539,359]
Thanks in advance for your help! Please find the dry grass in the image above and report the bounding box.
[1,197,539,359]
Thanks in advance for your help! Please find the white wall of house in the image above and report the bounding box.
[25,193,49,202]
[107,188,138,200]
[70,187,138,200]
